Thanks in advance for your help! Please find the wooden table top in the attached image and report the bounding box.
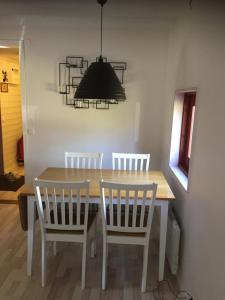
[19,168,175,201]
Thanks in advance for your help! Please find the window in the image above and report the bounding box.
[178,92,196,175]
[169,90,196,191]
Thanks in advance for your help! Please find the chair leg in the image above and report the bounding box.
[90,239,96,258]
[81,241,87,290]
[141,245,149,293]
[106,243,109,257]
[53,241,57,256]
[90,213,98,258]
[41,239,46,287]
[102,241,107,290]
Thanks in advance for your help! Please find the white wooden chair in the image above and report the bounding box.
[112,152,150,171]
[34,178,93,289]
[64,152,102,257]
[100,180,157,292]
[65,152,103,169]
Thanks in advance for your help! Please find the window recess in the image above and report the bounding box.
[169,90,197,191]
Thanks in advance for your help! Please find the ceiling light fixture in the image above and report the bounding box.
[74,0,126,109]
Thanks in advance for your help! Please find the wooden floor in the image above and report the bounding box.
[0,204,178,300]
[0,189,22,204]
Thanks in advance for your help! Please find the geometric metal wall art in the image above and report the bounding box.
[59,56,127,109]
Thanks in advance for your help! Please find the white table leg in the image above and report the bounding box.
[90,209,98,258]
[27,196,35,276]
[90,222,97,258]
[159,201,169,281]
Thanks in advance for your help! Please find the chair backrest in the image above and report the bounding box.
[112,153,150,171]
[100,180,157,236]
[34,178,90,233]
[65,152,103,169]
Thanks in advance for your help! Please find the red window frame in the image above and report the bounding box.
[178,92,196,175]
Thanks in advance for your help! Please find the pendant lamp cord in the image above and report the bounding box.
[100,4,103,57]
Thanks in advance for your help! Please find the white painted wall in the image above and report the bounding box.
[0,1,171,179]
[161,2,225,299]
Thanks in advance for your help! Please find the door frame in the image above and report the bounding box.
[0,39,28,177]
[0,104,4,174]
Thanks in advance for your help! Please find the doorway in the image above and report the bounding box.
[0,46,25,192]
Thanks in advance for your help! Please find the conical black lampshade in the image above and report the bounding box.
[74,57,126,101]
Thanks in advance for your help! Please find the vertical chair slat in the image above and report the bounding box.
[41,187,45,222]
[84,192,89,230]
[77,157,80,168]
[132,190,138,227]
[61,189,65,225]
[109,188,114,226]
[69,189,73,226]
[129,158,132,170]
[53,188,58,225]
[118,158,121,170]
[146,188,155,229]
[134,158,138,170]
[82,158,85,168]
[112,155,115,170]
[146,154,150,171]
[71,157,74,168]
[36,186,44,222]
[140,159,144,171]
[124,158,126,170]
[65,154,68,168]
[101,186,107,222]
[44,187,51,224]
[117,189,121,227]
[125,189,129,227]
[77,188,81,226]
[88,158,91,169]
[140,190,147,228]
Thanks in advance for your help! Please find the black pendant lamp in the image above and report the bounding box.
[74,0,126,102]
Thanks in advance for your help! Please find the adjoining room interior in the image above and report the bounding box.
[0,47,24,202]
[0,1,224,300]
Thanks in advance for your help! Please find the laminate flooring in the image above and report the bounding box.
[0,190,21,204]
[0,204,178,300]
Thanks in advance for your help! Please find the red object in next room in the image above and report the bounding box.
[17,136,24,165]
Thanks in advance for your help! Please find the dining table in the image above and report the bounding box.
[18,167,175,282]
